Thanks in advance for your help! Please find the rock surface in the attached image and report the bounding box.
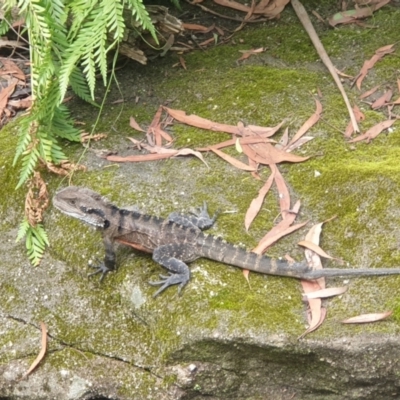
[2,2,400,399]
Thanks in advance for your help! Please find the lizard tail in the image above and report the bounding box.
[304,267,400,279]
[197,236,400,279]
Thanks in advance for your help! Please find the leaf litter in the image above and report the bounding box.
[0,57,31,127]
[20,321,47,380]
[341,43,398,143]
[99,2,399,334]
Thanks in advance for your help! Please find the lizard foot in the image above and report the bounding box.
[88,260,112,282]
[149,272,189,297]
[189,201,219,229]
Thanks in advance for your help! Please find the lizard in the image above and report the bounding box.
[53,186,400,297]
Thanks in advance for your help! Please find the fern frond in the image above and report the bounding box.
[16,147,40,189]
[67,0,98,41]
[24,223,49,266]
[46,0,67,25]
[59,6,108,100]
[126,0,156,40]
[52,105,82,141]
[69,67,97,104]
[13,120,33,166]
[16,218,30,243]
[101,0,125,40]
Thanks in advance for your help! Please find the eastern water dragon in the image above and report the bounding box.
[53,186,400,296]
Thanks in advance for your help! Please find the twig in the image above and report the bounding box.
[184,0,269,23]
[291,0,359,133]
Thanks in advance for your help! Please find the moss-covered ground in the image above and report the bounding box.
[2,1,400,398]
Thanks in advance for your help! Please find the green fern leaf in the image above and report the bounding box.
[16,147,40,189]
[126,0,156,40]
[16,218,30,243]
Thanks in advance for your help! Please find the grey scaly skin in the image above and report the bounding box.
[53,186,400,297]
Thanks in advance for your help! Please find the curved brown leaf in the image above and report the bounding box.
[242,142,309,165]
[245,170,275,231]
[298,306,327,340]
[129,116,145,132]
[271,164,290,215]
[303,286,348,300]
[209,147,256,171]
[164,107,240,135]
[342,311,392,324]
[21,322,47,379]
[287,99,322,148]
[348,119,397,143]
[297,240,334,259]
[253,219,308,254]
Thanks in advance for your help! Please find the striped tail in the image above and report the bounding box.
[197,234,309,278]
[197,234,400,279]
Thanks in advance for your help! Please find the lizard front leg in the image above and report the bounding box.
[88,235,116,281]
[149,244,198,297]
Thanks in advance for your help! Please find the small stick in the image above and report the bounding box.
[291,0,359,132]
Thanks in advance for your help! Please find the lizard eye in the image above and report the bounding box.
[69,200,76,205]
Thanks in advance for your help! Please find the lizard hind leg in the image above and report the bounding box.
[168,201,218,230]
[149,244,197,297]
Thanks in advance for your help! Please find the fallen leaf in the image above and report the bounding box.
[148,106,163,146]
[0,57,25,81]
[165,107,240,135]
[198,37,216,47]
[328,0,390,26]
[359,85,380,99]
[242,141,309,165]
[298,220,330,339]
[130,116,145,132]
[388,97,400,106]
[127,137,176,154]
[355,44,395,90]
[153,126,174,143]
[197,136,275,151]
[245,170,275,231]
[7,96,32,109]
[371,89,392,109]
[107,153,175,162]
[285,136,314,152]
[272,164,290,216]
[235,137,243,153]
[174,148,209,168]
[253,219,308,254]
[182,23,210,31]
[286,99,322,148]
[0,79,18,119]
[298,307,327,340]
[297,240,334,259]
[276,127,289,148]
[303,286,348,300]
[344,105,365,137]
[237,47,265,61]
[342,311,392,324]
[252,199,301,252]
[20,322,47,379]
[209,147,256,171]
[246,120,285,137]
[179,56,187,70]
[348,119,397,143]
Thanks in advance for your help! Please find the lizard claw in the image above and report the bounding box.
[149,272,189,297]
[88,259,112,282]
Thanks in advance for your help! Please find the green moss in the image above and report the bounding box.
[4,6,400,391]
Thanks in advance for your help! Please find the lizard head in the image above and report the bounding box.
[53,186,112,228]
